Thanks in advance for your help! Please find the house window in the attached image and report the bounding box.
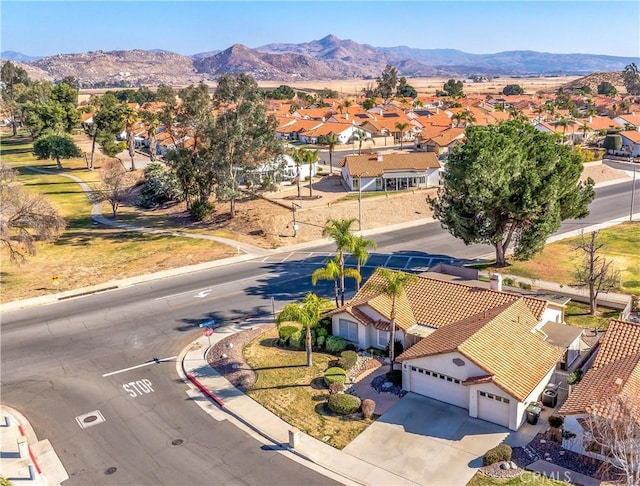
[338,319,357,342]
[375,178,383,190]
[377,330,388,348]
[411,366,417,372]
[480,392,486,397]
[352,178,360,190]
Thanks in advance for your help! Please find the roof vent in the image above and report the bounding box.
[615,377,623,386]
[377,152,383,162]
[490,273,503,292]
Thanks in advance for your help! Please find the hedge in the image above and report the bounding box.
[328,393,361,415]
[278,325,299,346]
[338,350,358,371]
[483,444,512,466]
[324,367,346,387]
[326,336,348,353]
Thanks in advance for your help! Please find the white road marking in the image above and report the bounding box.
[123,379,154,398]
[154,272,278,300]
[195,289,212,298]
[102,356,177,377]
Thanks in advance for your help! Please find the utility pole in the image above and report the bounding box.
[358,176,362,231]
[631,162,637,223]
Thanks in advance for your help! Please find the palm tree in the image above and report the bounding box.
[461,109,476,127]
[290,147,305,198]
[141,110,160,162]
[343,99,352,115]
[556,116,570,144]
[451,112,464,128]
[580,122,590,142]
[321,132,338,175]
[322,218,357,305]
[395,122,410,150]
[350,235,377,291]
[534,105,546,124]
[123,107,139,171]
[304,149,319,198]
[312,256,360,308]
[276,293,328,367]
[369,268,417,372]
[347,129,374,155]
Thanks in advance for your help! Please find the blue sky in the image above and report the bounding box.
[2,1,639,58]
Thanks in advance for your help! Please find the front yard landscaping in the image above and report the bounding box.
[243,327,374,449]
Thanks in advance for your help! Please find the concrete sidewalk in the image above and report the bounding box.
[0,405,68,486]
[178,320,417,486]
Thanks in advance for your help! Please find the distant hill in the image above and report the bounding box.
[1,51,42,62]
[561,71,626,92]
[5,35,638,87]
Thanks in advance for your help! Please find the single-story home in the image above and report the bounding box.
[339,151,441,191]
[558,319,640,462]
[619,130,640,157]
[328,270,579,430]
[423,127,466,159]
[242,154,316,184]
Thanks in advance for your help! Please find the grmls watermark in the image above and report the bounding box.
[520,470,574,483]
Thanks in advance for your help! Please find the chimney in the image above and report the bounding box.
[345,113,349,120]
[490,273,503,292]
[322,117,325,122]
[436,108,440,114]
[589,116,592,123]
[377,152,383,162]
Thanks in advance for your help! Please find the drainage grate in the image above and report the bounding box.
[75,410,106,429]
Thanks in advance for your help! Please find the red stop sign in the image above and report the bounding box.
[203,328,214,337]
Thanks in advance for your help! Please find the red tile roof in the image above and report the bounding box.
[340,152,441,178]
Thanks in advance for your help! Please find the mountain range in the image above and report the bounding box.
[2,34,637,88]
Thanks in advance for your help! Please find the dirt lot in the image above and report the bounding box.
[170,161,631,250]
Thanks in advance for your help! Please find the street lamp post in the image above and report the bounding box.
[631,161,637,223]
[292,202,301,237]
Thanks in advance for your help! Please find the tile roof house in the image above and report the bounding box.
[328,270,571,430]
[339,151,441,191]
[558,319,640,462]
[423,127,466,159]
[619,130,640,157]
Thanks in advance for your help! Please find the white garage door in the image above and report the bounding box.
[477,390,511,428]
[409,366,468,409]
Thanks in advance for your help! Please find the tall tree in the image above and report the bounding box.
[140,110,160,162]
[623,63,640,95]
[395,122,410,150]
[33,133,82,170]
[350,235,377,291]
[322,218,357,305]
[375,65,398,104]
[429,119,595,267]
[369,268,417,372]
[87,93,127,170]
[304,148,319,197]
[574,231,620,316]
[347,128,374,155]
[99,159,134,218]
[442,79,464,98]
[211,74,282,216]
[318,132,338,174]
[290,147,305,198]
[276,293,328,367]
[123,106,139,171]
[396,77,417,98]
[312,255,360,308]
[1,163,66,263]
[0,61,31,136]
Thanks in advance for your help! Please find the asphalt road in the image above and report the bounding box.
[1,177,637,485]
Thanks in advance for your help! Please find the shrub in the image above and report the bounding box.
[289,330,303,349]
[386,370,402,386]
[328,393,361,415]
[326,336,348,354]
[316,328,328,338]
[278,325,299,346]
[316,335,325,349]
[483,444,512,466]
[139,162,183,208]
[189,200,215,221]
[345,342,357,351]
[317,316,332,334]
[329,383,345,395]
[338,350,358,371]
[324,367,346,387]
[362,398,375,419]
[548,415,564,428]
[567,369,583,385]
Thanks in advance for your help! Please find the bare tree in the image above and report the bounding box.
[0,163,66,263]
[583,395,640,486]
[574,231,620,315]
[99,160,134,218]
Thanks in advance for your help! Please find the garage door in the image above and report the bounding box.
[409,366,468,409]
[477,390,511,428]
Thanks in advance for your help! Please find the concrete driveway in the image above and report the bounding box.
[343,393,511,486]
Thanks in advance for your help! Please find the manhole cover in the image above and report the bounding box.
[83,415,98,423]
[171,439,184,446]
[105,467,117,475]
[76,410,106,429]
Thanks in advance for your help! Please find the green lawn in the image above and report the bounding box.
[472,223,640,295]
[244,327,373,449]
[564,301,618,329]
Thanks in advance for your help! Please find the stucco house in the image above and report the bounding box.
[328,270,580,430]
[339,151,441,192]
[558,319,640,462]
[619,130,640,157]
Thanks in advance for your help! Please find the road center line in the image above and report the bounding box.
[102,356,177,377]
